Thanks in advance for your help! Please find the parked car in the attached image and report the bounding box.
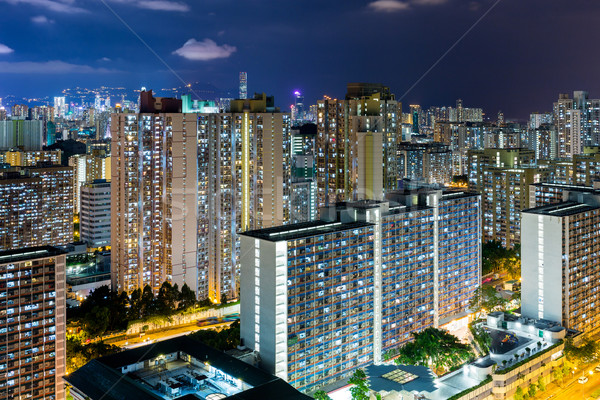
[594,365,600,373]
[578,376,589,384]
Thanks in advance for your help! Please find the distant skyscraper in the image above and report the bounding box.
[0,246,66,400]
[54,96,66,118]
[293,90,304,123]
[239,71,248,99]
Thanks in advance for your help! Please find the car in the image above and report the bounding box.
[578,376,588,384]
[595,366,600,373]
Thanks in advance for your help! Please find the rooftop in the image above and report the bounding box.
[523,201,600,217]
[240,220,374,242]
[0,246,66,265]
[65,336,310,400]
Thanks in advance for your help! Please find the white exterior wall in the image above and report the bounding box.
[239,236,288,380]
[521,212,564,323]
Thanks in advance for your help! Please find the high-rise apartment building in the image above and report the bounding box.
[111,91,198,295]
[112,91,291,301]
[531,123,557,160]
[529,112,553,129]
[53,97,66,118]
[468,148,544,247]
[316,83,401,207]
[0,119,44,151]
[0,165,73,251]
[0,246,66,399]
[197,93,291,301]
[240,189,481,392]
[554,93,584,158]
[80,179,111,249]
[69,150,111,213]
[397,142,452,185]
[522,190,600,335]
[4,150,61,167]
[290,124,317,223]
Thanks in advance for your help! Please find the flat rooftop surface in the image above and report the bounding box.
[241,220,374,242]
[523,201,600,217]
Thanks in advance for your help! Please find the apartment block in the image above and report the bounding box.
[0,246,66,399]
[468,148,544,247]
[240,189,481,392]
[522,190,600,334]
[4,150,61,167]
[112,91,291,301]
[111,95,199,295]
[80,180,111,249]
[397,142,452,185]
[316,83,401,207]
[0,165,73,251]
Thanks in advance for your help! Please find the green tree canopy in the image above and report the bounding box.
[313,390,332,400]
[394,328,474,372]
[348,369,370,400]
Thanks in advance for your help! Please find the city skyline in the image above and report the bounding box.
[0,0,600,118]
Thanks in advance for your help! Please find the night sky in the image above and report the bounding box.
[1,0,600,119]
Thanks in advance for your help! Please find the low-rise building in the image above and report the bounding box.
[65,336,311,400]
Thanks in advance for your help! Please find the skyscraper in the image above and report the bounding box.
[112,91,291,301]
[0,165,73,251]
[0,246,67,399]
[293,90,305,123]
[316,83,401,207]
[239,71,248,100]
[521,189,600,334]
[197,93,291,301]
[240,188,481,392]
[111,91,198,295]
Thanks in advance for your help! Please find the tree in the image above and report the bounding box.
[313,390,332,400]
[537,375,545,392]
[83,306,110,337]
[528,383,537,398]
[552,367,563,386]
[141,284,155,317]
[482,240,520,276]
[156,282,178,315]
[394,328,474,373]
[564,338,600,366]
[129,288,143,319]
[348,369,370,400]
[514,386,524,400]
[179,283,197,309]
[221,293,228,305]
[469,286,507,313]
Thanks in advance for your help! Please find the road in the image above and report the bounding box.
[542,368,600,400]
[107,321,233,349]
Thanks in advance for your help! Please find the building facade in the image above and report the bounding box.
[315,84,401,207]
[112,91,291,301]
[0,247,66,399]
[0,166,73,251]
[240,189,481,393]
[522,190,600,334]
[80,180,111,249]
